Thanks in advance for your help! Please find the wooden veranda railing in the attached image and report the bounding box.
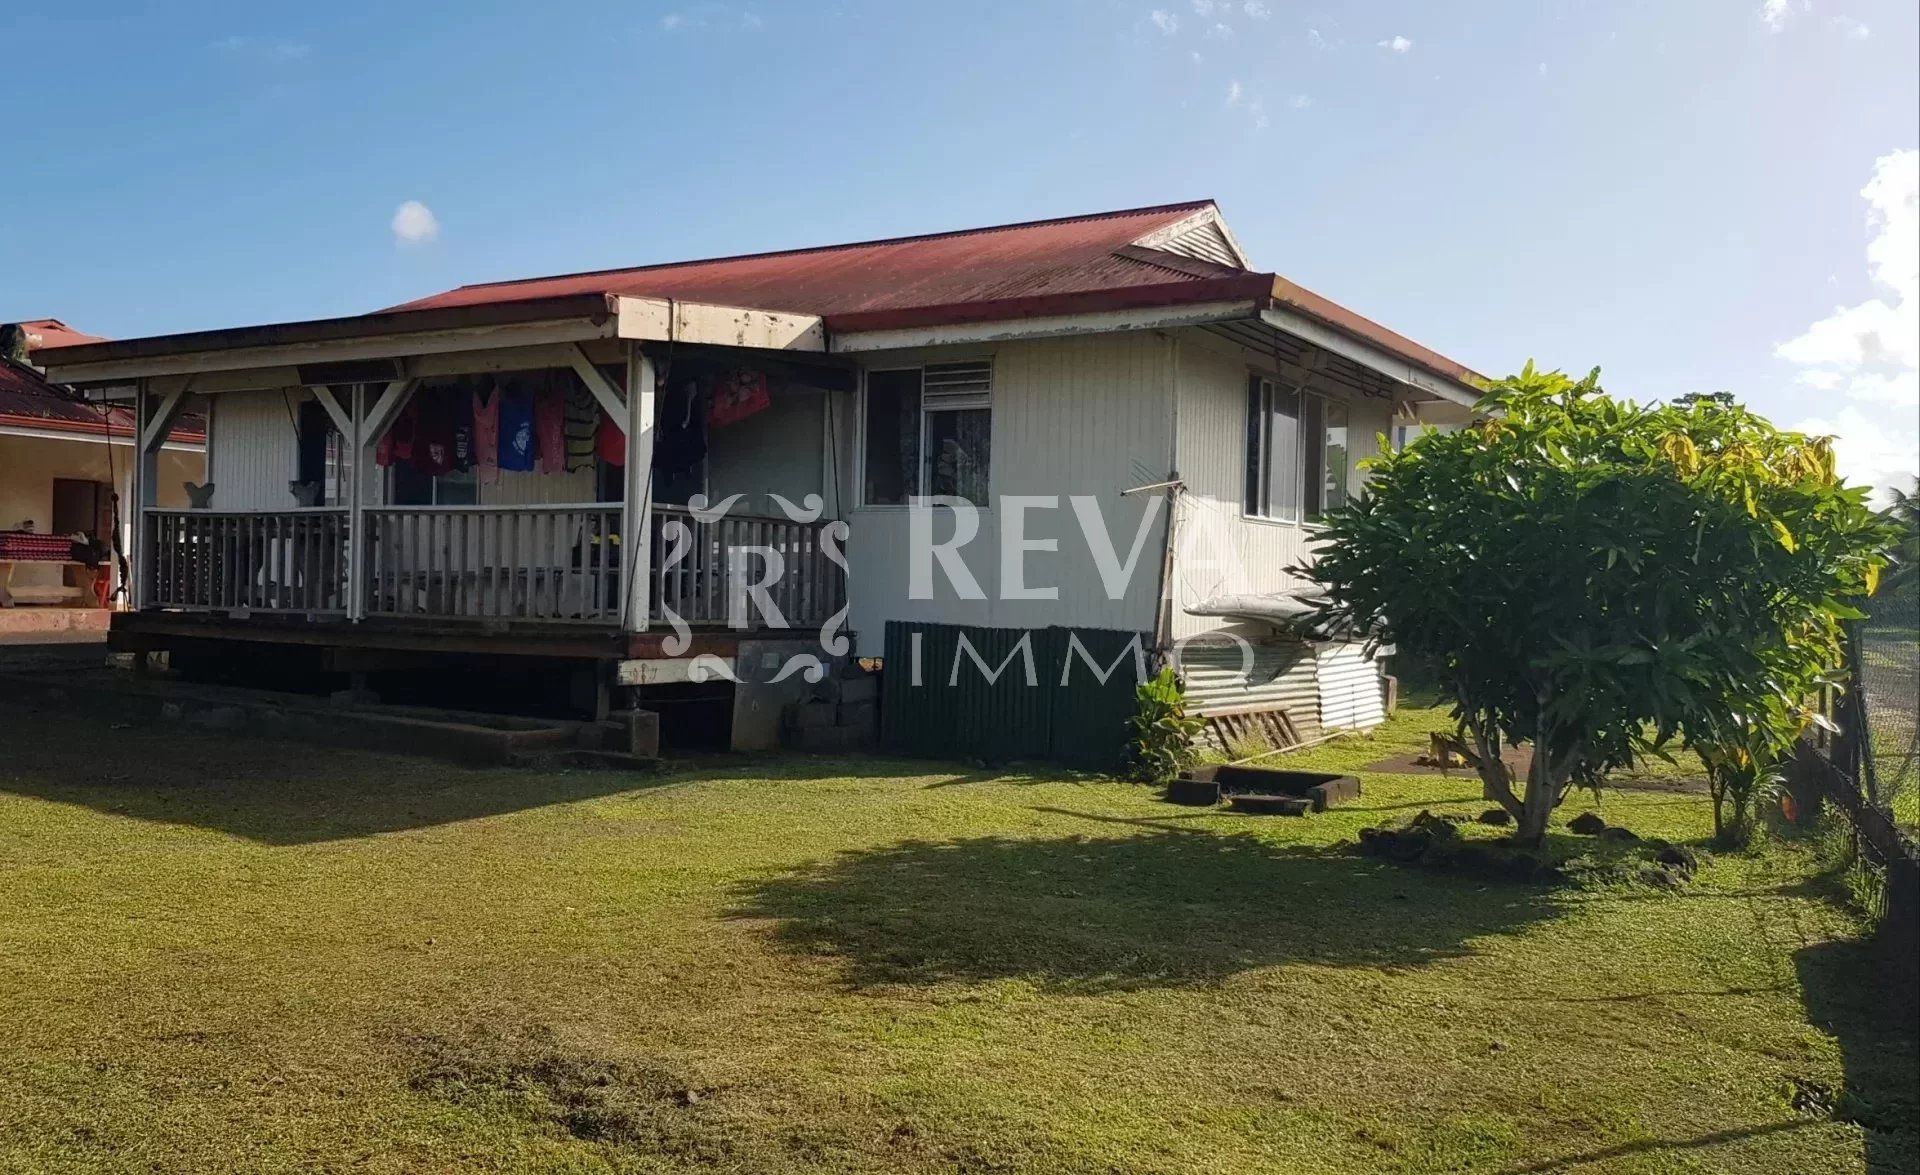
[138,503,847,629]
[143,508,350,615]
[649,505,845,629]
[360,504,622,624]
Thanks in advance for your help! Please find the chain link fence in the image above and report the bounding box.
[1857,578,1919,833]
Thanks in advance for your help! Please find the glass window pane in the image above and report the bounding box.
[1266,383,1301,520]
[436,469,477,506]
[863,369,922,505]
[1245,376,1265,515]
[1301,394,1325,518]
[1320,399,1349,518]
[924,408,991,506]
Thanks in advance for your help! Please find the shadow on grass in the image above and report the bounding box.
[1794,938,1920,1173]
[0,705,685,846]
[0,702,1081,845]
[731,829,1558,993]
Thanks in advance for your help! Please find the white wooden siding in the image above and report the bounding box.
[840,333,1175,654]
[1169,330,1393,641]
[706,384,828,517]
[1158,221,1242,268]
[206,389,297,510]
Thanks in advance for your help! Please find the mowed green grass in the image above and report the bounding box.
[0,696,1912,1174]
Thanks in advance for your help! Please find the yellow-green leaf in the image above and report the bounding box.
[1771,519,1797,552]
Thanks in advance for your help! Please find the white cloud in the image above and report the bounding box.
[1249,100,1269,131]
[1759,0,1802,32]
[1225,79,1243,107]
[1190,49,1204,63]
[1306,27,1327,50]
[1378,35,1412,53]
[211,35,310,63]
[1243,1,1270,19]
[1832,16,1871,39]
[391,200,440,246]
[1288,93,1313,109]
[1205,22,1235,40]
[1538,61,1549,76]
[1779,149,1920,501]
[1149,9,1179,35]
[661,12,686,30]
[1190,0,1215,14]
[742,11,764,30]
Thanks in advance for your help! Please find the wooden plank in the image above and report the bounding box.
[112,611,630,659]
[565,343,627,423]
[306,385,352,438]
[45,316,620,385]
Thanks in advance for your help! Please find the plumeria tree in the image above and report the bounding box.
[1310,368,1892,848]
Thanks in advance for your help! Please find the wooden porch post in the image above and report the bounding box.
[128,379,148,610]
[622,344,657,632]
[346,383,366,621]
[128,377,190,611]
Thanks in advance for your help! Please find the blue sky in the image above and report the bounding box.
[5,0,1915,494]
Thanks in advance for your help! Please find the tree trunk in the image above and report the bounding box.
[1512,735,1566,850]
[1513,779,1556,849]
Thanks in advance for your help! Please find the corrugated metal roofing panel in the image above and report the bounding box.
[1317,642,1385,731]
[0,359,205,443]
[1178,638,1321,739]
[391,203,1228,320]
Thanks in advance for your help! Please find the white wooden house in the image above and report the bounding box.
[33,201,1479,751]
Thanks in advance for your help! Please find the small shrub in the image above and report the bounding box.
[1129,666,1204,784]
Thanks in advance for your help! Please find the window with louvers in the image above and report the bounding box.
[863,360,993,506]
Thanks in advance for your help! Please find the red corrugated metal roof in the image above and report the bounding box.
[390,201,1233,320]
[32,201,1480,392]
[17,319,107,349]
[2,320,205,443]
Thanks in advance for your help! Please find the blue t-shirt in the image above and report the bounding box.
[499,391,536,472]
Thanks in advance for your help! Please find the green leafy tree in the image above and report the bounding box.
[1309,366,1892,848]
[1884,479,1920,595]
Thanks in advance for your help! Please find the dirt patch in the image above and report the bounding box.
[1364,745,1710,795]
[406,1025,727,1153]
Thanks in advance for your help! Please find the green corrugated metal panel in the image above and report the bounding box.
[1046,626,1149,771]
[881,622,1146,771]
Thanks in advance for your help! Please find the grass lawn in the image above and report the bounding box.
[0,693,1913,1174]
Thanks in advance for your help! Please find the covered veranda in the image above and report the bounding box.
[34,294,853,649]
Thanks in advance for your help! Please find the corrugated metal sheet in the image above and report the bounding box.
[0,359,203,442]
[1317,642,1385,731]
[1177,638,1322,739]
[391,202,1226,320]
[881,622,1144,771]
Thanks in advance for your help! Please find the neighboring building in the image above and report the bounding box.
[0,320,204,608]
[32,201,1479,752]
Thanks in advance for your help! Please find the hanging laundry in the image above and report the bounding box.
[451,387,475,473]
[412,387,456,477]
[534,379,567,474]
[707,368,771,428]
[472,384,502,484]
[499,387,537,473]
[377,398,421,467]
[595,411,626,466]
[564,377,598,472]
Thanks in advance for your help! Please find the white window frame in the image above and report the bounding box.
[856,360,993,508]
[1244,374,1350,526]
